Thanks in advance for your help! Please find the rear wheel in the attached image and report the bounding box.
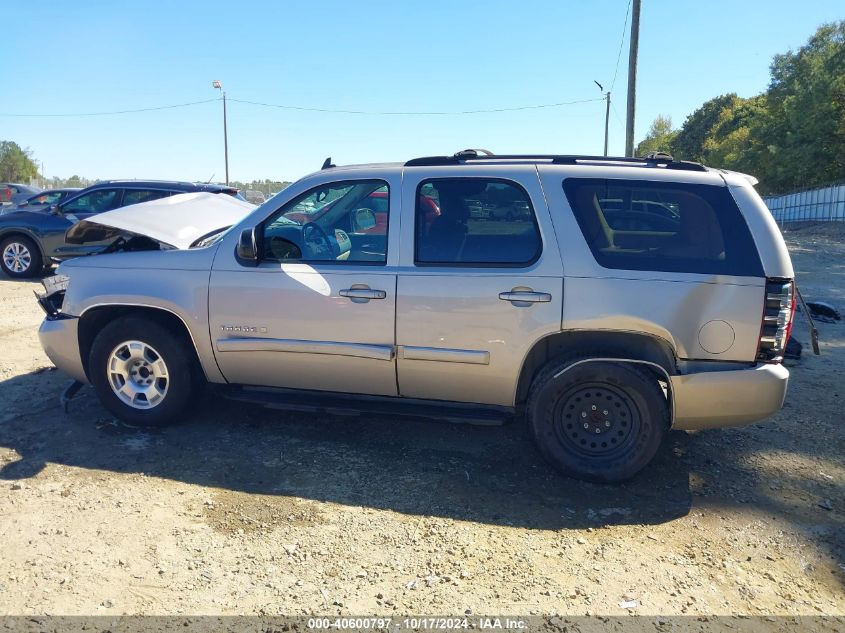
[1,235,42,278]
[527,358,668,482]
[89,317,201,426]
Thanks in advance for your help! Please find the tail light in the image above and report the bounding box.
[756,278,795,362]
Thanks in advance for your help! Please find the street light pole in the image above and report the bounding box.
[212,80,229,185]
[594,81,610,157]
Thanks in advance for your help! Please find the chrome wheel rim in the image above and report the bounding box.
[107,340,169,409]
[3,242,32,273]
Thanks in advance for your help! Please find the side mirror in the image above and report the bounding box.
[49,204,61,216]
[19,200,29,207]
[352,207,377,232]
[236,227,259,266]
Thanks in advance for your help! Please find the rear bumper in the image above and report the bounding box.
[38,316,88,384]
[671,362,789,430]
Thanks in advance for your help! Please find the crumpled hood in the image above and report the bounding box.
[65,191,255,249]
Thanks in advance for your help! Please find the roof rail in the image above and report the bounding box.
[404,149,707,172]
[94,178,214,186]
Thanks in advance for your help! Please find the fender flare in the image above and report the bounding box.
[552,356,675,427]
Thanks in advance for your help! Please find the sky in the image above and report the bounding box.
[2,0,843,184]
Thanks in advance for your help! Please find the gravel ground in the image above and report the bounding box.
[0,225,842,618]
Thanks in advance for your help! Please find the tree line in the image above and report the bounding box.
[636,20,844,195]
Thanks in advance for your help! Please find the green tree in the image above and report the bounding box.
[671,94,739,162]
[701,95,768,176]
[658,20,845,193]
[0,141,39,182]
[762,20,845,192]
[635,115,678,157]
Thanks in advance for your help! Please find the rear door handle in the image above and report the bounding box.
[340,288,387,300]
[498,290,552,304]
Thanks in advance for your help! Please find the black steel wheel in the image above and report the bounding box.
[527,359,668,482]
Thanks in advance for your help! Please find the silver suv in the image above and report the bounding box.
[36,151,796,482]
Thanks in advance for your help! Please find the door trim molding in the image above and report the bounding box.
[216,337,395,361]
[400,345,490,365]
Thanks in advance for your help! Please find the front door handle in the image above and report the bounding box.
[498,290,552,304]
[340,288,387,301]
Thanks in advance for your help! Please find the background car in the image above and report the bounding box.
[1,183,42,207]
[243,189,267,205]
[0,180,240,278]
[2,188,81,214]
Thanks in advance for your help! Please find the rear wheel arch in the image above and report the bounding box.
[78,305,205,382]
[527,358,670,481]
[515,330,677,408]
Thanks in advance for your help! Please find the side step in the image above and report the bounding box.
[220,385,513,426]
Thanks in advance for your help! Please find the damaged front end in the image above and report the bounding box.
[35,273,69,318]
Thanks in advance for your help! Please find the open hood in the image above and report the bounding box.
[65,191,256,249]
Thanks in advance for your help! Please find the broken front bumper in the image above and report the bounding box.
[38,315,87,384]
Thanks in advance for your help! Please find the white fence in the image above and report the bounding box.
[763,183,845,224]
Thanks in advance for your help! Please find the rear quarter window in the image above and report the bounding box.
[562,178,764,276]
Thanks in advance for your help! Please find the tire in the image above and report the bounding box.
[88,316,201,426]
[527,358,668,482]
[1,235,43,278]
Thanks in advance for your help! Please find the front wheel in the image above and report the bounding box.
[527,359,668,482]
[89,317,201,426]
[1,235,42,278]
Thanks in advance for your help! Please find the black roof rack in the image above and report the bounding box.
[404,149,707,172]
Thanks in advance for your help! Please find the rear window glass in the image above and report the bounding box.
[562,178,763,276]
[415,178,541,266]
[123,189,170,206]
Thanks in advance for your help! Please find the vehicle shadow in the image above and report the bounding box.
[0,371,692,530]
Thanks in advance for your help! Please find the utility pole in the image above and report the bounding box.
[594,81,611,156]
[625,0,642,157]
[603,91,611,156]
[212,80,230,185]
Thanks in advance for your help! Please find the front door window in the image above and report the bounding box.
[262,180,389,264]
[62,189,121,215]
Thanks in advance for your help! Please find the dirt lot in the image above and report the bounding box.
[0,225,843,618]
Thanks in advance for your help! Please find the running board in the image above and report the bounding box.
[220,386,513,426]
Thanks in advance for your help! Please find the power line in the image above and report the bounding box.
[611,100,626,129]
[0,95,605,118]
[610,0,632,92]
[0,98,219,118]
[228,96,605,116]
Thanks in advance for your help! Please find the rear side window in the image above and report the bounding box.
[415,178,541,266]
[122,189,170,206]
[562,178,763,276]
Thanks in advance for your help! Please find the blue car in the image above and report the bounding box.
[0,180,241,278]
